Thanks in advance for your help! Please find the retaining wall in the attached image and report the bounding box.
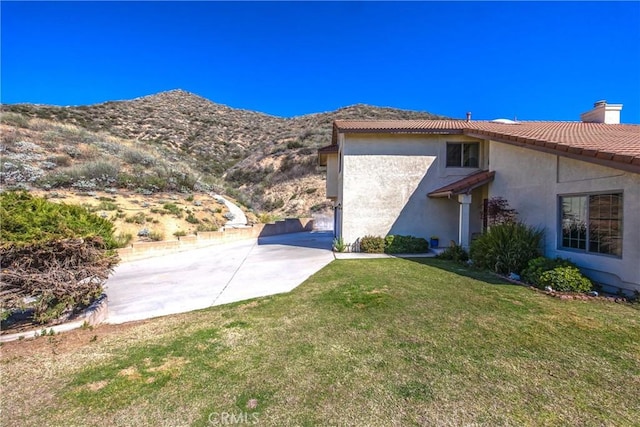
[117,218,314,262]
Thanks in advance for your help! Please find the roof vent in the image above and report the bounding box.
[581,100,622,124]
[490,119,519,125]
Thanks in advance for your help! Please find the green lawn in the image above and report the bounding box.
[2,258,639,426]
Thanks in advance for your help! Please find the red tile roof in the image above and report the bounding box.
[328,120,640,173]
[428,170,496,198]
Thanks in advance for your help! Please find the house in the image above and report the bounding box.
[318,101,640,293]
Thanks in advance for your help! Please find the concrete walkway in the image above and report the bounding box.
[105,231,334,324]
[213,194,248,227]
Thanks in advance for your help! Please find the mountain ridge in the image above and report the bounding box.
[1,90,450,216]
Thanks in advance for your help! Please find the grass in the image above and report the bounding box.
[1,258,639,426]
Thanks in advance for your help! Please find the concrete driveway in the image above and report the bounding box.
[105,231,334,324]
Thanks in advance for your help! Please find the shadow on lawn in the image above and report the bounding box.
[401,257,511,286]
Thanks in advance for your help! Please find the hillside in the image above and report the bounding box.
[1,89,449,217]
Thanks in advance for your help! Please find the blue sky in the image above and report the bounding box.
[2,2,639,122]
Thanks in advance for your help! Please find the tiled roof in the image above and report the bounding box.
[318,144,338,153]
[330,120,640,172]
[428,170,496,198]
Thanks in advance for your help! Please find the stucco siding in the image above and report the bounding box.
[339,134,484,246]
[489,141,640,291]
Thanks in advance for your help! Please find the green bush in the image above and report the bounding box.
[360,235,385,253]
[0,191,118,249]
[333,237,347,253]
[470,222,544,274]
[196,223,220,232]
[539,266,592,293]
[113,232,133,248]
[148,230,164,241]
[163,203,183,217]
[125,212,146,224]
[96,200,118,211]
[384,235,428,254]
[436,244,469,262]
[521,256,577,286]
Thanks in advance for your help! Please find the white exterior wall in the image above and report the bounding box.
[489,141,640,291]
[338,133,485,246]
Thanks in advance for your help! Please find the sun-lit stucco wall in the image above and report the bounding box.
[338,133,485,246]
[489,141,640,292]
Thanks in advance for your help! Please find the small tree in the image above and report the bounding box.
[484,197,518,228]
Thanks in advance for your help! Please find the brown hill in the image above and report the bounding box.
[1,89,449,216]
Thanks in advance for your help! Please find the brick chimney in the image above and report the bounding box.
[580,100,623,124]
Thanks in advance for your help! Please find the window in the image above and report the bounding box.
[560,193,622,256]
[446,142,479,167]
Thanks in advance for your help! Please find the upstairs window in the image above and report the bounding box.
[446,142,479,168]
[560,193,623,257]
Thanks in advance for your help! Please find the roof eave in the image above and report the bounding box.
[464,130,640,174]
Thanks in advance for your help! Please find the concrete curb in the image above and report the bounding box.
[333,251,437,260]
[0,293,108,342]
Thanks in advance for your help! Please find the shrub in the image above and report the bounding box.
[122,147,155,166]
[521,256,577,286]
[113,232,133,248]
[470,222,544,274]
[173,230,187,237]
[359,235,385,253]
[539,266,592,293]
[258,213,280,223]
[384,235,429,254]
[186,214,200,224]
[263,197,285,211]
[333,237,347,253]
[287,140,304,149]
[196,223,219,232]
[0,191,118,249]
[47,155,72,167]
[42,161,119,189]
[148,230,164,241]
[76,160,119,181]
[96,200,118,211]
[0,112,29,128]
[436,244,469,262]
[125,212,146,224]
[163,203,183,217]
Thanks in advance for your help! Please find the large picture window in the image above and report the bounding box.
[560,193,622,256]
[446,142,479,168]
